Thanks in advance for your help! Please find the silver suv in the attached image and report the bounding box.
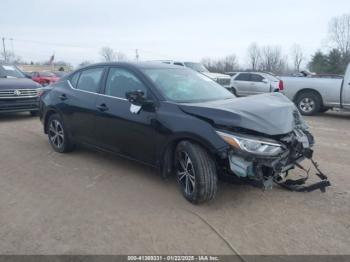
[228,72,283,96]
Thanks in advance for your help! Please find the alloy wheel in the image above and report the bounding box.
[299,97,315,113]
[48,119,64,149]
[177,151,196,195]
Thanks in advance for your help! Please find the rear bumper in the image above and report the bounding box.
[0,97,39,113]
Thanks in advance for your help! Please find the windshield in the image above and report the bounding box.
[0,65,25,78]
[143,68,234,103]
[184,62,209,73]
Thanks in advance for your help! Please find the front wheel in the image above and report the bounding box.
[47,114,74,153]
[175,141,217,204]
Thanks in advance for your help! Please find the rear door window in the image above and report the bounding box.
[251,74,264,82]
[76,68,104,93]
[235,73,251,81]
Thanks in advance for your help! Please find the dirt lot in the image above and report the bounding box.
[0,112,349,255]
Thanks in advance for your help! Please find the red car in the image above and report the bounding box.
[31,71,59,86]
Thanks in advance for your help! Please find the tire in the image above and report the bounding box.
[231,87,238,96]
[295,92,321,116]
[175,141,217,204]
[30,111,38,116]
[46,113,74,153]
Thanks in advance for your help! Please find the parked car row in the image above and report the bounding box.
[226,68,350,116]
[0,64,69,115]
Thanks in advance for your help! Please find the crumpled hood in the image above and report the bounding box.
[202,72,231,79]
[179,93,302,136]
[0,78,40,90]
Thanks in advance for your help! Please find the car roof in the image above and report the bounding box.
[79,61,183,70]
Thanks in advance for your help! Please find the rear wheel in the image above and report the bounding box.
[295,92,321,116]
[175,141,217,204]
[47,114,74,153]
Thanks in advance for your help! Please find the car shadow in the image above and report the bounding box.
[305,110,350,120]
[0,112,36,122]
[322,110,350,119]
[67,145,278,208]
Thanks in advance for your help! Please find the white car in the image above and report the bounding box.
[157,61,232,90]
[229,72,283,96]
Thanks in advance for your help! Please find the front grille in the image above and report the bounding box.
[216,78,231,86]
[0,89,38,99]
[0,97,38,111]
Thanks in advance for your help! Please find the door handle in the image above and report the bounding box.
[97,103,109,112]
[59,94,67,101]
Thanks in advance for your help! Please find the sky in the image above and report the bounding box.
[0,0,349,67]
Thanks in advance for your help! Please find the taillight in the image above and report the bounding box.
[278,80,284,91]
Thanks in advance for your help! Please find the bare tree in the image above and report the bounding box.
[78,60,93,68]
[100,47,116,62]
[223,54,239,72]
[247,43,260,71]
[1,51,21,64]
[201,57,213,70]
[328,13,350,57]
[116,52,127,61]
[290,44,304,72]
[201,55,239,73]
[259,45,286,73]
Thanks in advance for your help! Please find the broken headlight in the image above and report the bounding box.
[216,131,284,156]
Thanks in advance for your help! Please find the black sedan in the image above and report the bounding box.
[39,62,329,204]
[0,64,41,115]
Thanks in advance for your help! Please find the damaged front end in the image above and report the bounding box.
[217,127,331,193]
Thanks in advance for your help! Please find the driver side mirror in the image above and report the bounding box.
[125,90,146,106]
[125,90,154,114]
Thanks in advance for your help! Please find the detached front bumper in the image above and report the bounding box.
[227,129,331,193]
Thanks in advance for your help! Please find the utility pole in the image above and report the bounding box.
[2,37,7,62]
[135,49,139,62]
[10,38,14,54]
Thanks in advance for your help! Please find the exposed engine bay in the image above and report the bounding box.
[224,127,330,192]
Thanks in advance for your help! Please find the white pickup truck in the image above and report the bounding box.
[280,63,350,115]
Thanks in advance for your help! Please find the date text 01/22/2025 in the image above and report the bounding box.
[127,255,220,261]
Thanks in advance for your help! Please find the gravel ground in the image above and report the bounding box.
[0,111,349,255]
